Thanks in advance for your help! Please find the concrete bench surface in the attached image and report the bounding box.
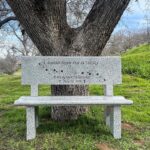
[14,56,133,140]
[21,56,122,85]
[15,96,133,106]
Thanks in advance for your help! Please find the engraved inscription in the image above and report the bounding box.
[22,56,122,85]
[38,60,106,84]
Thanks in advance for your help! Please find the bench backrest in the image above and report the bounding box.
[22,56,122,86]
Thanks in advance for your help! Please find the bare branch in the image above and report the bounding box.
[0,16,17,28]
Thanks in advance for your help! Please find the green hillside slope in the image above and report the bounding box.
[122,44,150,79]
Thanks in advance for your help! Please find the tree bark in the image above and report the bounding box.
[6,0,130,120]
[51,85,88,121]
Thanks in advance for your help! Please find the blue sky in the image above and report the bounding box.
[115,0,149,31]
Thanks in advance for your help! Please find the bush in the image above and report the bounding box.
[0,53,18,75]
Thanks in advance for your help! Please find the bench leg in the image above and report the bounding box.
[104,106,112,127]
[26,106,36,140]
[35,107,39,128]
[110,105,121,139]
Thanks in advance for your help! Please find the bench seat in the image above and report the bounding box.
[15,96,133,106]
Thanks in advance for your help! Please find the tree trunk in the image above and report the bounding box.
[51,85,88,121]
[7,0,130,120]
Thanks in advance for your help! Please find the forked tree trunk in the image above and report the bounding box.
[7,0,130,121]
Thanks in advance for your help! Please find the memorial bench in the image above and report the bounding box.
[14,56,133,140]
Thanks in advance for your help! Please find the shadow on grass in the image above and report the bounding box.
[38,107,110,138]
[1,106,111,142]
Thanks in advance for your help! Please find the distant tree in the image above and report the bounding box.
[0,0,38,56]
[7,24,39,56]
[0,50,17,74]
[103,28,150,55]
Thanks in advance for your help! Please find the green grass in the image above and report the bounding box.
[0,44,150,150]
[122,44,150,79]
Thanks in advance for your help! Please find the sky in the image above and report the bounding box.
[0,0,149,57]
[115,0,150,31]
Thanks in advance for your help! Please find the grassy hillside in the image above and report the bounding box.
[122,44,150,79]
[0,44,150,150]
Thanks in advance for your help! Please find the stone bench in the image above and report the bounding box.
[14,56,133,140]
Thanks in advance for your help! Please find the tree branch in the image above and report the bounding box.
[0,16,17,28]
[6,0,69,55]
[76,0,131,56]
[0,8,11,12]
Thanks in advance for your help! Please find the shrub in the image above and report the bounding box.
[0,53,18,75]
